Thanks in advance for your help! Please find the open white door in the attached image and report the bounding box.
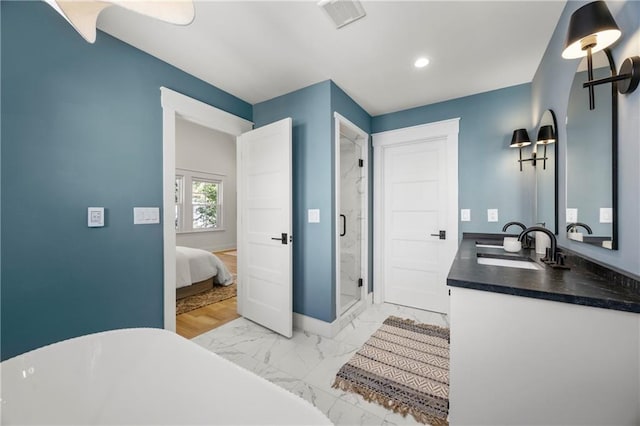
[237,118,293,337]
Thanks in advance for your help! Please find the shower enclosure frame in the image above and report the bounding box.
[334,112,369,318]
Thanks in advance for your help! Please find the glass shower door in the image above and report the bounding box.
[340,135,362,313]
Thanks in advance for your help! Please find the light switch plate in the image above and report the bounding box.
[599,207,613,223]
[134,207,160,225]
[487,209,498,222]
[88,207,104,227]
[308,209,320,223]
[460,209,471,222]
[566,208,578,223]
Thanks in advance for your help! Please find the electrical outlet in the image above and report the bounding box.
[487,209,498,222]
[460,209,471,222]
[308,209,320,223]
[599,207,613,223]
[566,208,578,223]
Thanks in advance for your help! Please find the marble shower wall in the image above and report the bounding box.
[339,136,363,301]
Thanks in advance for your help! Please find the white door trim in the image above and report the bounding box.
[372,118,459,306]
[160,87,253,331]
[334,112,369,319]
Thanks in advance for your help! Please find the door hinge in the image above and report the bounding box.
[358,278,363,288]
[358,159,364,167]
[448,289,451,296]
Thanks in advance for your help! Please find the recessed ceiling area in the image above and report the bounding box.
[97,1,566,116]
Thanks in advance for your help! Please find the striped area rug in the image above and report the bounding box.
[332,316,450,425]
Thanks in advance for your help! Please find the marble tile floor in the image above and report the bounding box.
[340,293,359,314]
[192,303,449,426]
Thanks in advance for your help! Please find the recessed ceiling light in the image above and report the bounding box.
[414,57,430,68]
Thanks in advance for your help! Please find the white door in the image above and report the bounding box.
[373,119,458,314]
[237,118,293,337]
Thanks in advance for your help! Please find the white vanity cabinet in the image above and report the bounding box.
[449,287,640,425]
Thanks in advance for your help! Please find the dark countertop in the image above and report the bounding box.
[447,236,640,314]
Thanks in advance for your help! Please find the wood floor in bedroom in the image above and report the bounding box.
[176,250,239,339]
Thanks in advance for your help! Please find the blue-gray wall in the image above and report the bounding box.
[253,81,334,322]
[0,1,252,360]
[372,84,534,238]
[329,82,373,293]
[5,0,637,360]
[253,81,373,322]
[0,1,3,344]
[532,0,640,275]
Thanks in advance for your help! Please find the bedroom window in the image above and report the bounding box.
[175,170,223,233]
[175,175,184,230]
[191,178,220,229]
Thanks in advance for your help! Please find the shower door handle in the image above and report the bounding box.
[340,214,346,237]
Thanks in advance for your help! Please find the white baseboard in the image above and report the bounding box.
[211,245,236,253]
[175,242,236,253]
[293,312,336,338]
[293,293,373,338]
[193,245,236,253]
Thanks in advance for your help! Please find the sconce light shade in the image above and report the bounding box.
[536,125,556,145]
[510,129,531,148]
[561,0,640,108]
[562,1,621,59]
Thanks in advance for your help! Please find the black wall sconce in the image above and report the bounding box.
[509,126,556,171]
[562,1,639,110]
[510,127,555,171]
[535,124,556,170]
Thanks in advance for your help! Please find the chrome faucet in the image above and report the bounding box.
[566,222,593,234]
[518,226,568,269]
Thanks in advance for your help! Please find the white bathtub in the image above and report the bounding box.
[0,328,332,425]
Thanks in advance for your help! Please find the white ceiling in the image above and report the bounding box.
[97,1,566,116]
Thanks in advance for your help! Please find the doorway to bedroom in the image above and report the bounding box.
[173,118,240,339]
[163,89,294,340]
[161,87,254,337]
[176,249,238,338]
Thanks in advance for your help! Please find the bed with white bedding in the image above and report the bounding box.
[175,246,234,299]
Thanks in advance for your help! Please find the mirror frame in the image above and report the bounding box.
[608,48,619,251]
[565,48,618,250]
[536,109,559,235]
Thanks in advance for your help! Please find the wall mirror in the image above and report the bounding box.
[566,49,617,250]
[535,109,558,235]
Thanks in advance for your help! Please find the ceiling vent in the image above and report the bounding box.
[318,0,366,29]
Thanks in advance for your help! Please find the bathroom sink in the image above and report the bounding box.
[475,240,504,249]
[476,255,543,270]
